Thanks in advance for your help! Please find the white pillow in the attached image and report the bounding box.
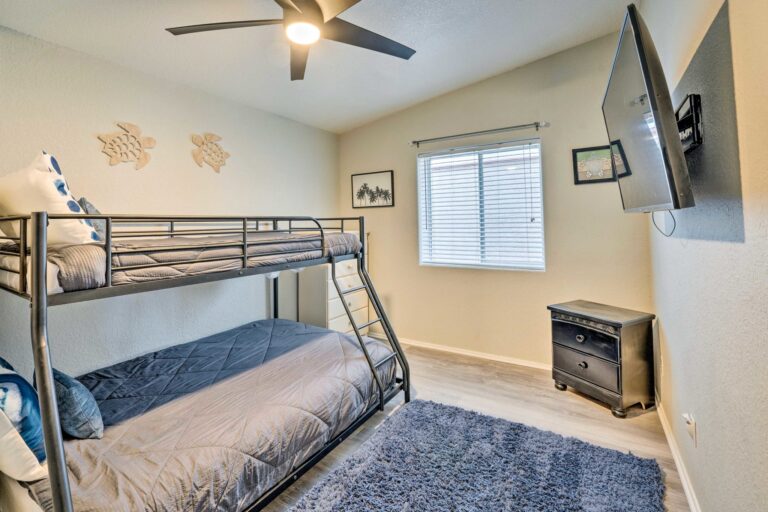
[0,360,48,482]
[0,471,45,512]
[0,413,47,482]
[0,152,100,245]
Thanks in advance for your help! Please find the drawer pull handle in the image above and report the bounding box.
[575,334,585,343]
[578,361,588,370]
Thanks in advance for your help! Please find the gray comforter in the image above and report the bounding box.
[27,319,396,511]
[37,231,359,292]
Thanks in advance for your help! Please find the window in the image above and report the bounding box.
[417,139,545,271]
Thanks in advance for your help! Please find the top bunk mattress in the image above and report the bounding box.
[25,319,396,511]
[0,231,360,294]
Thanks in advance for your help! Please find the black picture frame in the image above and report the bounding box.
[572,145,617,185]
[351,170,395,208]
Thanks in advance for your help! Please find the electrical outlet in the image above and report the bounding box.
[682,413,697,446]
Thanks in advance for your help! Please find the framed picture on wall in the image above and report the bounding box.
[572,146,617,184]
[351,170,395,208]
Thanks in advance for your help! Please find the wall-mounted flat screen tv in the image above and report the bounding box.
[602,4,695,213]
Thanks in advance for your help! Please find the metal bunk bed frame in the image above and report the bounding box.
[0,211,411,512]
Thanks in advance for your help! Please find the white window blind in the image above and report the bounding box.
[417,139,545,271]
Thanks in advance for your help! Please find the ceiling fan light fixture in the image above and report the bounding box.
[286,22,321,45]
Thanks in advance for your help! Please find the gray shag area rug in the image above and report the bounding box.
[291,400,664,512]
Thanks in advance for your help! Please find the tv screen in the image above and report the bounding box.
[602,4,694,213]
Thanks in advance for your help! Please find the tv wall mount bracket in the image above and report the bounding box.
[675,93,703,154]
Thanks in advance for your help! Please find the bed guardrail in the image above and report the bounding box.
[0,213,368,300]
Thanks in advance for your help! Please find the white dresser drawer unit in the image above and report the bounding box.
[298,261,370,335]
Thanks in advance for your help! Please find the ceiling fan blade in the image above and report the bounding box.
[290,44,310,80]
[273,0,302,13]
[166,19,283,36]
[322,18,415,60]
[314,0,361,22]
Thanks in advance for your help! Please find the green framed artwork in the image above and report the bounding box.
[572,145,616,184]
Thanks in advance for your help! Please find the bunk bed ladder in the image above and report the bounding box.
[330,254,411,411]
[358,259,411,403]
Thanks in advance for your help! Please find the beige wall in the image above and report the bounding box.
[639,0,768,510]
[0,28,338,377]
[338,35,653,365]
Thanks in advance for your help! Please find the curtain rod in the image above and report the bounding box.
[410,121,550,148]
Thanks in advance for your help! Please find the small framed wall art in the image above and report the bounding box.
[352,170,394,208]
[572,145,616,184]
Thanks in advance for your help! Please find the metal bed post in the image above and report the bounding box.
[105,217,112,287]
[30,212,74,512]
[242,217,248,269]
[358,216,365,270]
[19,218,28,294]
[272,219,279,319]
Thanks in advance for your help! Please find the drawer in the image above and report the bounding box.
[552,319,618,362]
[328,274,364,298]
[333,260,358,278]
[553,345,620,393]
[328,290,368,320]
[328,307,369,335]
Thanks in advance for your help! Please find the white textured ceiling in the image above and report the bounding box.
[0,0,628,132]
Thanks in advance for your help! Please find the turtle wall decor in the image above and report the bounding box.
[191,133,230,173]
[97,122,156,170]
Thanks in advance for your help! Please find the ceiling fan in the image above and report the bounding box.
[166,0,416,81]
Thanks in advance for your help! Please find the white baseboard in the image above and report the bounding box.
[656,398,702,512]
[394,336,550,371]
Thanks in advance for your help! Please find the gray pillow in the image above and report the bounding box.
[77,197,107,241]
[36,369,104,439]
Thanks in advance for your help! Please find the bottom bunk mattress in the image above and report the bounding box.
[26,319,397,511]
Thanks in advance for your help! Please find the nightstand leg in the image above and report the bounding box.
[554,381,567,391]
[611,407,627,419]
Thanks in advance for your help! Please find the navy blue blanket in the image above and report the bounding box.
[78,319,385,426]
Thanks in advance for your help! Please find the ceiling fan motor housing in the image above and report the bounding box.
[283,0,324,29]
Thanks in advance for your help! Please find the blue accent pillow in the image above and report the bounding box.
[0,360,46,463]
[52,369,103,440]
[34,368,104,439]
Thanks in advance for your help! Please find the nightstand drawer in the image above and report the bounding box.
[553,345,620,393]
[552,319,618,362]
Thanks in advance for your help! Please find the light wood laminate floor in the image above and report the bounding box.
[265,344,689,511]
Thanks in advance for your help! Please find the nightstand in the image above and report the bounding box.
[548,300,655,418]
